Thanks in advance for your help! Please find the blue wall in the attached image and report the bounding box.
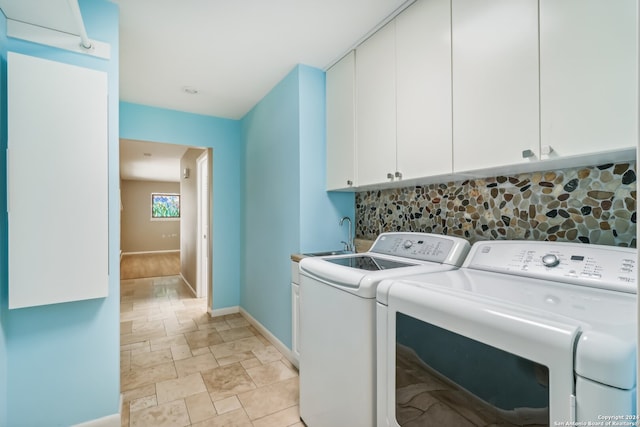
[0,1,121,425]
[298,66,355,252]
[119,103,243,309]
[240,65,354,348]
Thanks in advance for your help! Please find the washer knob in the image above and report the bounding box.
[403,240,413,249]
[542,254,560,267]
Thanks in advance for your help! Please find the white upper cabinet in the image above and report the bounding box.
[355,20,397,187]
[396,0,452,180]
[326,51,356,191]
[8,52,108,309]
[539,0,638,158]
[452,0,540,173]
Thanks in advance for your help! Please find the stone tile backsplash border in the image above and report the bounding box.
[355,162,637,247]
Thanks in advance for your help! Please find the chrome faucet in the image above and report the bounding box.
[339,216,354,252]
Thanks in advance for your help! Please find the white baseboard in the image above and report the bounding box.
[239,308,296,368]
[72,395,122,427]
[121,250,180,256]
[180,273,197,297]
[208,306,240,317]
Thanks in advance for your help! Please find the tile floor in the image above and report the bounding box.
[120,275,303,427]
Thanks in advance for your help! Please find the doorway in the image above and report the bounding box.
[119,139,212,303]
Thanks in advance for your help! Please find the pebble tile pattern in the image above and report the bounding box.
[356,162,637,247]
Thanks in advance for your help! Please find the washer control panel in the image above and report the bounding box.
[370,232,470,265]
[465,241,637,293]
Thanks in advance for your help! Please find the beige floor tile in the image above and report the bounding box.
[251,406,301,427]
[121,330,168,346]
[202,364,257,401]
[252,346,283,364]
[130,349,173,370]
[121,361,177,392]
[121,275,300,427]
[171,344,193,361]
[245,361,297,388]
[190,408,253,427]
[192,346,213,357]
[210,337,265,359]
[156,372,207,404]
[130,394,157,412]
[213,395,242,415]
[175,353,219,377]
[121,350,132,372]
[121,321,133,335]
[237,377,299,420]
[185,391,217,424]
[121,384,157,405]
[239,358,262,370]
[185,329,225,350]
[150,335,188,351]
[216,351,256,367]
[219,327,255,342]
[225,317,249,328]
[130,399,190,427]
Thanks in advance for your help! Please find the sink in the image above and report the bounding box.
[302,250,353,257]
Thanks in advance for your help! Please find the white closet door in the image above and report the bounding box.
[8,52,108,309]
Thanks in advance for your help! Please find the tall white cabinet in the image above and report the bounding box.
[7,52,109,309]
[353,0,453,188]
[395,0,452,180]
[355,21,397,187]
[452,0,540,173]
[326,51,356,191]
[539,0,638,157]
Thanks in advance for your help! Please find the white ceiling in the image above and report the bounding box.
[1,0,411,181]
[115,0,410,119]
[120,139,191,182]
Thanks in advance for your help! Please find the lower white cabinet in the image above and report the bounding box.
[291,261,300,367]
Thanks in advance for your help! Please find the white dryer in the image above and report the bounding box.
[377,240,637,426]
[299,232,470,427]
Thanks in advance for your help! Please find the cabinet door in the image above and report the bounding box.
[396,0,452,180]
[8,52,108,309]
[326,51,356,190]
[291,282,300,365]
[356,20,397,186]
[452,0,540,173]
[540,0,638,157]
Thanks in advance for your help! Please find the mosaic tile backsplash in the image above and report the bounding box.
[356,162,637,247]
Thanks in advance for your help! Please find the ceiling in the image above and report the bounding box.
[1,0,411,181]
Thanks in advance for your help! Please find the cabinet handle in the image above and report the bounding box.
[395,171,402,179]
[541,145,554,156]
[522,149,535,159]
[347,180,353,186]
[387,173,394,180]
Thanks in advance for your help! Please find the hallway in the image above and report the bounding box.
[120,275,302,427]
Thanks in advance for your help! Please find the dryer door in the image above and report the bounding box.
[377,280,581,427]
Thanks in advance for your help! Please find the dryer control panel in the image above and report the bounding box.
[464,241,637,293]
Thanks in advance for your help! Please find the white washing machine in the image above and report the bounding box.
[298,232,470,427]
[377,240,637,426]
